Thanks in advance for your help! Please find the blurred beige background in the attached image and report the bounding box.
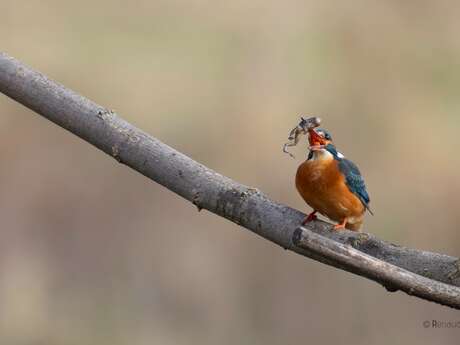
[2,0,460,344]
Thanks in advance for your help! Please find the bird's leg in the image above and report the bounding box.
[333,218,348,230]
[301,210,318,225]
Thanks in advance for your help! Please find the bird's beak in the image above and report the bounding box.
[308,129,327,151]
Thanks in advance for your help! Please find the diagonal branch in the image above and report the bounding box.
[0,52,459,309]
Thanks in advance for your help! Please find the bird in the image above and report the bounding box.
[295,127,373,231]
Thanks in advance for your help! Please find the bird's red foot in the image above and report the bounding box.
[302,211,318,225]
[333,218,347,231]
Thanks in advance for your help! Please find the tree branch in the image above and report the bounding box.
[293,229,460,308]
[1,52,459,309]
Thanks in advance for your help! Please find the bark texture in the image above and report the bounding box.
[0,52,459,309]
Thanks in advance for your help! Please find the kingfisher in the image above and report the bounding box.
[296,127,373,231]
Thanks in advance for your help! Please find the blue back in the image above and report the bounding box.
[325,144,373,214]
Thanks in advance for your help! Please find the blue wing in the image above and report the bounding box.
[338,158,373,215]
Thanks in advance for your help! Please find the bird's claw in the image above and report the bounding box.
[302,211,318,225]
[333,219,348,231]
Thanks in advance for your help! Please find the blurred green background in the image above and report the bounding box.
[2,0,460,344]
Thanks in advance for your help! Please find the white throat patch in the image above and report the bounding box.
[309,149,345,161]
[310,149,334,161]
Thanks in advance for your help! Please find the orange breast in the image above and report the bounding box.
[296,158,365,229]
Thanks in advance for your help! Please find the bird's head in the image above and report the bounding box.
[308,128,333,150]
[307,128,339,161]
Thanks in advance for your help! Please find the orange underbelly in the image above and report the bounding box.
[296,159,365,226]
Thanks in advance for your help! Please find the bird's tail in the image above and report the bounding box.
[366,206,374,216]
